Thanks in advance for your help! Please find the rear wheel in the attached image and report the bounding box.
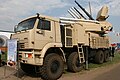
[95,50,104,64]
[40,53,64,80]
[67,52,84,72]
[104,50,110,62]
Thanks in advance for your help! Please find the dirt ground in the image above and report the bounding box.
[60,63,120,80]
[0,62,120,80]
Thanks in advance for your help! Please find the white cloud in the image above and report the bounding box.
[85,0,120,16]
[106,0,120,16]
[0,0,69,31]
[0,0,120,31]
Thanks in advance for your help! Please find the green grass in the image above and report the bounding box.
[63,51,120,74]
[89,51,120,69]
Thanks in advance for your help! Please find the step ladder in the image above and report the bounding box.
[77,44,85,63]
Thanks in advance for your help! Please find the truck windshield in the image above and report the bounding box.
[16,17,36,32]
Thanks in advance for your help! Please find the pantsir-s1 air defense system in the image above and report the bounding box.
[11,1,113,80]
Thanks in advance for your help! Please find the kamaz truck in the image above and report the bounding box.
[11,1,113,80]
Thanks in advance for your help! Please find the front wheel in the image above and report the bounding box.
[40,53,64,80]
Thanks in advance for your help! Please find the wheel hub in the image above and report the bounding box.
[51,60,60,73]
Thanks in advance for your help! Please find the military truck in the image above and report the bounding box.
[11,1,113,80]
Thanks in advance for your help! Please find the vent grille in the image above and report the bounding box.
[19,39,28,48]
[66,38,72,46]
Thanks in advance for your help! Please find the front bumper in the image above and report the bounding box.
[19,51,43,66]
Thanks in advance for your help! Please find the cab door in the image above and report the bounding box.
[34,19,55,49]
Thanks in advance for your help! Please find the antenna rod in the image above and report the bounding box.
[75,0,94,20]
[89,2,92,17]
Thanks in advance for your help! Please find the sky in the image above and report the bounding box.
[0,0,120,43]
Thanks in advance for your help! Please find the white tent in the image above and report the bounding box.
[0,31,14,47]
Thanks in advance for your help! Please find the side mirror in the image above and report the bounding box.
[14,25,17,33]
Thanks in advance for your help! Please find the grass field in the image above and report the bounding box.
[89,51,120,69]
[64,51,120,74]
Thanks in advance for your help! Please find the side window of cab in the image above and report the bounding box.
[37,19,51,31]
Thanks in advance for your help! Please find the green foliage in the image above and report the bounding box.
[1,52,7,62]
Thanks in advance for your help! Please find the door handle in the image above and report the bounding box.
[50,36,53,39]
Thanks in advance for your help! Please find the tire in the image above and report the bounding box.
[20,63,39,74]
[95,50,104,64]
[67,52,84,72]
[40,53,64,80]
[104,50,109,62]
